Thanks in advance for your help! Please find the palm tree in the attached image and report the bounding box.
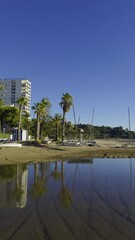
[32,98,50,142]
[32,102,42,142]
[53,114,62,141]
[16,96,27,141]
[59,93,73,143]
[22,111,31,140]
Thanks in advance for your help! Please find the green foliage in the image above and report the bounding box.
[59,92,73,113]
[0,89,134,141]
[40,115,53,139]
[21,111,31,137]
[65,121,77,140]
[16,96,27,141]
[52,114,62,141]
[0,106,19,131]
[16,96,27,107]
[59,93,73,142]
[77,124,135,139]
[0,132,10,138]
[30,118,37,138]
[0,99,3,106]
[32,98,51,120]
[32,97,51,141]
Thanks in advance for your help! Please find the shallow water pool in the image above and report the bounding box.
[0,158,135,240]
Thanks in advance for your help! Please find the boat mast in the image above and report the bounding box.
[73,105,77,140]
[128,107,131,131]
[89,108,94,141]
[128,107,132,191]
[73,105,76,126]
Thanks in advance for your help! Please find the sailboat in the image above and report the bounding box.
[86,109,97,147]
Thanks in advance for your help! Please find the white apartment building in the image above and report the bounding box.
[0,78,31,115]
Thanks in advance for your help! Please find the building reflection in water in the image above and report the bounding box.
[15,164,28,208]
[0,164,28,208]
[0,158,94,209]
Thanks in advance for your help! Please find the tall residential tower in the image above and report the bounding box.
[0,78,31,115]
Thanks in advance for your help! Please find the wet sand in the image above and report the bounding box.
[0,139,135,165]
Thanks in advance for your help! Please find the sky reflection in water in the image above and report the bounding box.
[0,158,135,240]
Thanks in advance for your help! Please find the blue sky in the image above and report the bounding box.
[0,0,135,129]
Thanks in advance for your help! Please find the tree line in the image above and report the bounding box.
[0,86,134,142]
[0,91,74,142]
[77,124,135,139]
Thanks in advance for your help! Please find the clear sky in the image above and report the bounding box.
[0,0,135,129]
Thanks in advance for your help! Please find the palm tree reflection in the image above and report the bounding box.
[0,165,16,207]
[30,163,47,199]
[51,162,61,181]
[59,162,72,209]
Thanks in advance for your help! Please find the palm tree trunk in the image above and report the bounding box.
[62,111,65,143]
[55,123,58,141]
[36,114,40,142]
[18,106,22,141]
[0,118,3,133]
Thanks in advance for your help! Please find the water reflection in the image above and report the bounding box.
[59,162,72,209]
[30,163,47,199]
[0,164,28,208]
[0,159,135,240]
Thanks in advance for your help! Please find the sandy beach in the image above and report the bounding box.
[0,139,135,165]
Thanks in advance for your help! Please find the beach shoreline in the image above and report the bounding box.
[0,139,135,165]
